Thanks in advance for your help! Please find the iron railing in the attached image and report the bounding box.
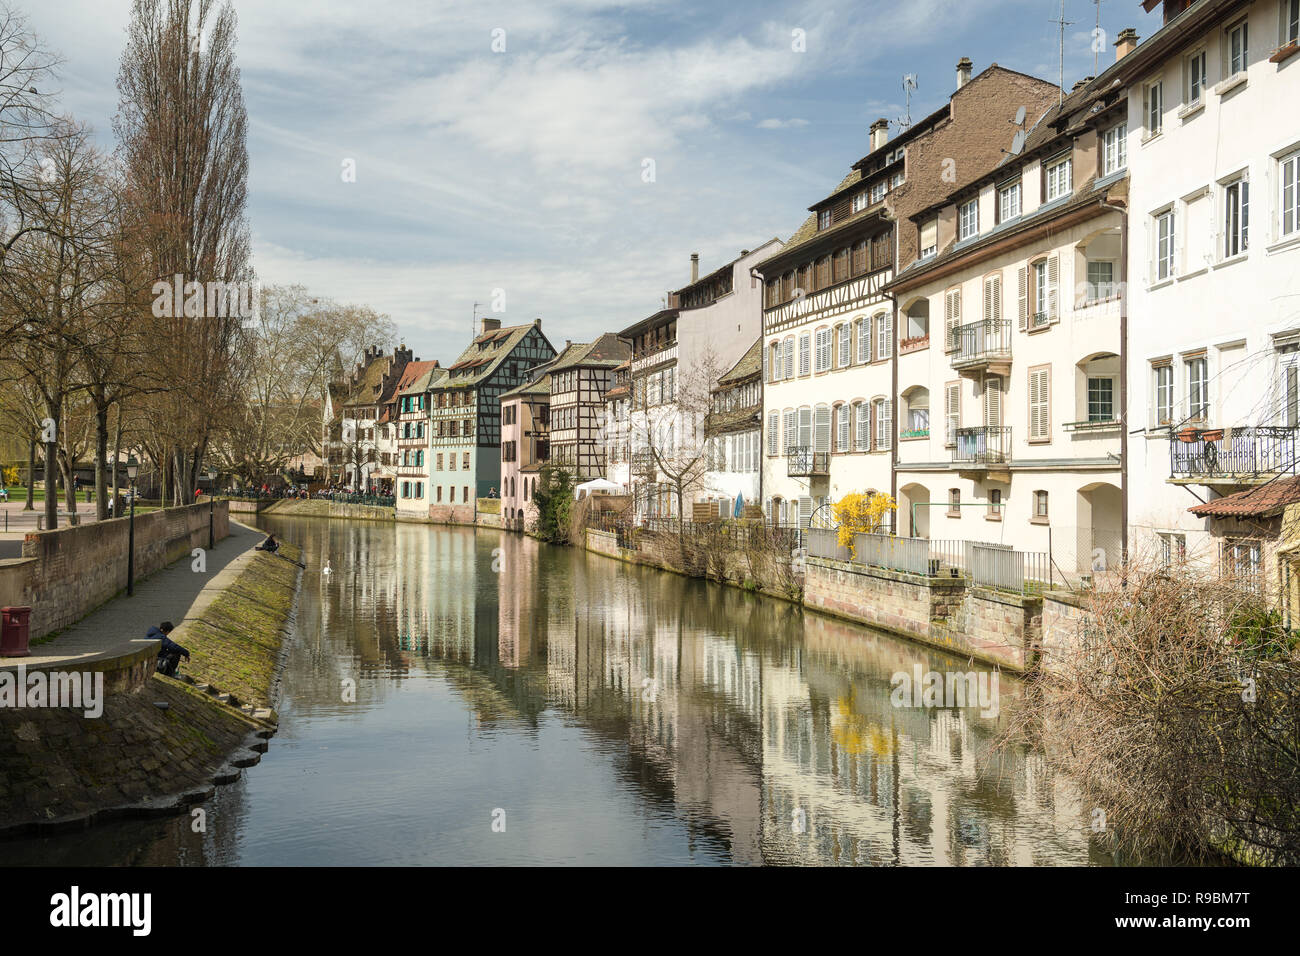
[787,445,830,477]
[949,318,1012,368]
[853,533,929,574]
[953,426,1011,465]
[969,543,1051,592]
[806,527,849,561]
[1168,425,1298,479]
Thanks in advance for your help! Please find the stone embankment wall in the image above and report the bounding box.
[228,498,394,522]
[0,502,230,641]
[0,541,303,836]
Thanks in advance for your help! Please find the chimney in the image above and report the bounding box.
[869,118,889,152]
[481,317,501,335]
[1114,28,1139,62]
[533,317,541,327]
[690,252,699,283]
[956,57,972,88]
[1072,76,1094,92]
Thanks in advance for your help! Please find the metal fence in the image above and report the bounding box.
[1168,425,1298,479]
[969,544,1052,592]
[806,527,849,561]
[853,533,929,575]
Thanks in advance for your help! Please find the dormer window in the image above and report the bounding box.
[998,180,1022,222]
[958,198,979,240]
[818,209,831,230]
[871,180,887,203]
[1045,154,1073,201]
[851,190,868,213]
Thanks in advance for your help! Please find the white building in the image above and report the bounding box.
[889,77,1128,577]
[701,339,764,516]
[620,244,780,520]
[1121,0,1300,575]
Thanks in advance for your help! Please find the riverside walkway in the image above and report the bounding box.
[0,520,265,671]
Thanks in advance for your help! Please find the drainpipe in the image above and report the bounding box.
[1100,195,1129,568]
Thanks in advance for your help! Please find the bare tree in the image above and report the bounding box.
[627,350,724,557]
[116,0,250,505]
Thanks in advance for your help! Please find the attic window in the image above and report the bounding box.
[818,209,832,230]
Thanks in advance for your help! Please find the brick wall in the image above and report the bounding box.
[0,502,229,641]
[940,587,1042,671]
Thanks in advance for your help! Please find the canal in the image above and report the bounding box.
[3,516,1115,865]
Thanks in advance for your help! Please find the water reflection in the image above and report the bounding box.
[1,518,1109,866]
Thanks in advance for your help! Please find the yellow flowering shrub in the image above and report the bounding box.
[834,491,896,556]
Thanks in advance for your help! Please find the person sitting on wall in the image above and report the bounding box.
[151,622,190,677]
[256,533,280,554]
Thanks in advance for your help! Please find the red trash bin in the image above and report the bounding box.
[1,606,32,657]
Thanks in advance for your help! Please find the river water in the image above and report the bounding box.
[3,516,1116,866]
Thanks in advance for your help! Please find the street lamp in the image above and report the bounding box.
[126,456,139,597]
[207,466,218,550]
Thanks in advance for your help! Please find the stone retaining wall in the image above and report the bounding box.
[0,501,230,642]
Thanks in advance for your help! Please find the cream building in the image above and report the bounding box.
[1119,0,1300,583]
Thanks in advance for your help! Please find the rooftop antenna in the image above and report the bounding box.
[1051,0,1074,105]
[896,74,918,131]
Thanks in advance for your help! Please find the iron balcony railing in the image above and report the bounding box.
[953,426,1011,466]
[1169,425,1299,479]
[949,318,1012,368]
[787,445,830,477]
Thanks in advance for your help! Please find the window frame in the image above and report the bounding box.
[958,198,979,241]
[1102,123,1128,175]
[1045,154,1073,201]
[1222,173,1250,259]
[998,180,1022,223]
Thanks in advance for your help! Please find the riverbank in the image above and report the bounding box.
[0,532,303,837]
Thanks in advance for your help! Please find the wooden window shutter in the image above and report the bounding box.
[1047,255,1060,321]
[945,290,961,350]
[984,378,1002,427]
[945,382,960,446]
[1017,266,1029,330]
[814,405,831,452]
[1029,367,1051,440]
[783,338,794,379]
[985,274,1001,324]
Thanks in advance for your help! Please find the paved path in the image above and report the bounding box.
[1,521,265,671]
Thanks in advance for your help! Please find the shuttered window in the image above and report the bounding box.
[1029,366,1051,440]
[783,409,796,454]
[875,312,892,360]
[783,337,794,379]
[855,402,870,451]
[945,382,960,446]
[799,333,811,376]
[815,328,833,372]
[836,405,850,452]
[814,404,832,452]
[944,289,962,351]
[856,318,871,363]
[874,399,893,450]
[1017,265,1029,330]
[767,411,779,455]
[838,324,851,367]
[852,241,868,275]
[984,378,1002,427]
[984,274,1002,324]
[798,406,813,448]
[799,496,813,528]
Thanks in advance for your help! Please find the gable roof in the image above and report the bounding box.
[547,332,631,373]
[442,321,550,389]
[716,338,762,387]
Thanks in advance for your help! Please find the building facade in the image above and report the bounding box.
[889,74,1128,578]
[547,333,631,481]
[621,244,781,520]
[701,339,764,516]
[1120,0,1300,581]
[757,63,1060,530]
[500,372,552,531]
[426,318,556,523]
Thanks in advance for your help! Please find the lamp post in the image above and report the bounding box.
[126,456,138,597]
[207,466,218,550]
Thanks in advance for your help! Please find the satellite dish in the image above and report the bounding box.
[1013,106,1027,126]
[1010,129,1027,155]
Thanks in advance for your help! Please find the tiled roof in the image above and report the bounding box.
[716,338,762,387]
[547,332,631,372]
[399,364,446,396]
[341,353,393,408]
[442,322,543,389]
[1188,477,1300,518]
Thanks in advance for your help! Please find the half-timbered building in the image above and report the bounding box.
[546,333,631,480]
[426,317,556,523]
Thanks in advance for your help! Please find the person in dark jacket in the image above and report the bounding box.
[256,533,280,553]
[151,622,190,676]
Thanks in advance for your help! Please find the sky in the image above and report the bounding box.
[22,0,1165,366]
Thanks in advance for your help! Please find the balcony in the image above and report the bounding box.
[632,451,658,477]
[953,426,1011,469]
[949,319,1012,376]
[1169,426,1298,484]
[787,446,830,477]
